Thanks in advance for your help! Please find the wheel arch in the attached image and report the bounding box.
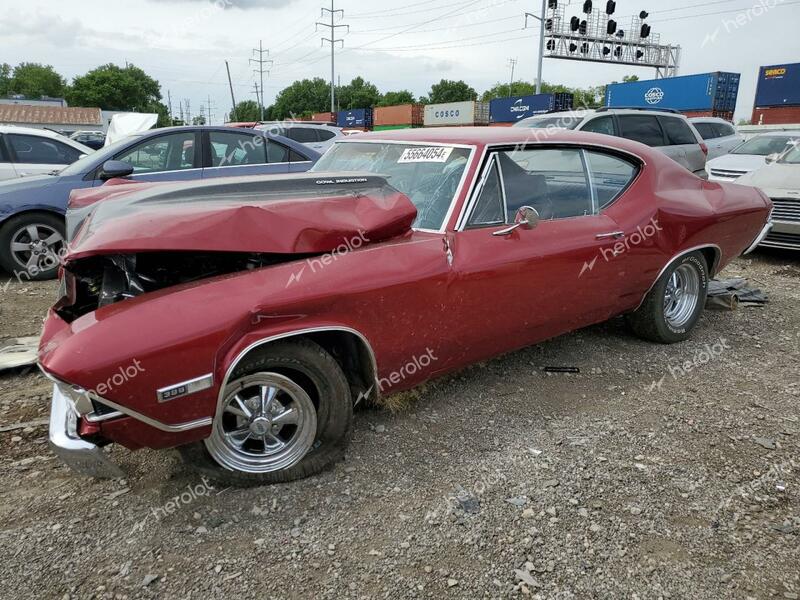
[634,244,720,311]
[0,206,66,228]
[216,327,379,418]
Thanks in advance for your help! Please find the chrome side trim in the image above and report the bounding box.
[214,326,380,422]
[85,409,124,423]
[39,366,212,433]
[157,373,214,403]
[743,219,773,255]
[634,244,722,311]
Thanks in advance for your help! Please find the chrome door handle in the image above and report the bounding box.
[596,231,625,240]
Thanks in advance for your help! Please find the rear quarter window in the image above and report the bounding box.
[287,127,319,143]
[618,115,665,147]
[659,117,698,146]
[692,122,718,140]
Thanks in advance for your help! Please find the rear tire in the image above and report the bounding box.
[0,212,65,280]
[179,339,352,486]
[627,251,708,344]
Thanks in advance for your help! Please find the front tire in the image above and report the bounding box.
[0,212,65,280]
[179,339,352,486]
[627,251,708,344]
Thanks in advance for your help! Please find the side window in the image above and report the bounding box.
[659,117,698,146]
[7,134,81,165]
[209,131,266,167]
[0,135,9,162]
[618,115,665,147]
[266,140,290,163]
[498,148,592,220]
[581,116,616,136]
[287,127,319,143]
[317,129,337,142]
[115,132,197,174]
[693,122,717,140]
[289,149,309,162]
[467,159,505,227]
[585,151,639,209]
[713,123,735,138]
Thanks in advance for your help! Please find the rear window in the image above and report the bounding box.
[659,117,698,146]
[287,127,319,143]
[713,123,736,138]
[317,130,336,142]
[618,115,665,147]
[692,122,718,140]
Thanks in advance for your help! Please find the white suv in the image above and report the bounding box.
[514,108,708,177]
[0,126,93,181]
[689,118,744,160]
[256,122,344,154]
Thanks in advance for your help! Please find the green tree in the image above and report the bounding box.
[377,90,416,106]
[271,78,331,119]
[481,81,537,102]
[0,63,11,96]
[622,75,640,83]
[336,77,382,110]
[229,100,262,122]
[7,62,66,98]
[67,63,162,112]
[422,79,478,104]
[192,114,207,125]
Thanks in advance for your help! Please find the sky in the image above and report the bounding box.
[1,0,799,123]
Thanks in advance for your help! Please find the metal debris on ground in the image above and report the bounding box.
[0,337,40,371]
[707,278,768,310]
[544,366,580,373]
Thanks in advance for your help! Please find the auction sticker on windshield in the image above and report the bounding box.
[397,147,454,163]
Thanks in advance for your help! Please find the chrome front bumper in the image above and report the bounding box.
[743,219,774,255]
[49,385,124,479]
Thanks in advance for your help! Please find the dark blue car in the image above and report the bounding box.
[0,126,321,279]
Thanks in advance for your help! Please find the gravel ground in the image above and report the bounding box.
[0,250,798,600]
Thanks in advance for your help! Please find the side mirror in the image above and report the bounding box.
[765,153,780,164]
[99,160,134,180]
[492,206,540,237]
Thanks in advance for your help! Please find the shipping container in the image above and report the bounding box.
[606,72,740,112]
[680,110,734,122]
[374,104,423,127]
[336,108,374,128]
[751,105,800,126]
[424,101,489,127]
[754,63,800,108]
[373,124,421,131]
[489,93,574,123]
[489,122,514,127]
[311,112,336,123]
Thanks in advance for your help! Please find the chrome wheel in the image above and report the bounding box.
[9,223,64,273]
[205,373,317,474]
[663,263,700,329]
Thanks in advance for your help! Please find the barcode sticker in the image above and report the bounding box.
[397,147,454,163]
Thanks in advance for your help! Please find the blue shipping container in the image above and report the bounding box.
[490,93,573,123]
[336,108,373,128]
[754,63,800,107]
[605,72,741,112]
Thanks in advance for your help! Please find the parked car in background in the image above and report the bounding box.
[69,130,107,151]
[688,117,744,160]
[40,127,771,485]
[0,126,320,280]
[514,108,708,177]
[256,121,344,154]
[734,140,800,250]
[706,131,800,181]
[0,126,92,181]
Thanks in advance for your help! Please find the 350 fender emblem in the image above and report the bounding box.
[157,374,214,403]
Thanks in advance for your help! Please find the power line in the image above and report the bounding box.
[250,40,273,120]
[317,0,349,112]
[652,0,800,22]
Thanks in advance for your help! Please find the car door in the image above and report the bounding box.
[659,116,706,174]
[713,123,743,156]
[617,113,679,160]
[202,130,291,179]
[693,122,726,160]
[5,133,85,178]
[0,134,19,180]
[448,146,639,364]
[105,130,202,185]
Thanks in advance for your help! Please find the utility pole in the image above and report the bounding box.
[167,90,173,124]
[225,61,238,122]
[206,95,215,125]
[524,0,547,94]
[317,1,349,113]
[250,41,273,122]
[507,58,518,97]
[252,82,262,116]
[185,99,191,125]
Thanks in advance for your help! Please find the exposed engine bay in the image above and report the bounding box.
[57,252,303,322]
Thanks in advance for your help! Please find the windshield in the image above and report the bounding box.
[58,135,140,176]
[517,115,583,130]
[310,142,471,230]
[731,135,798,156]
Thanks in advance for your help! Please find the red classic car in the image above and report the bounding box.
[40,127,773,485]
